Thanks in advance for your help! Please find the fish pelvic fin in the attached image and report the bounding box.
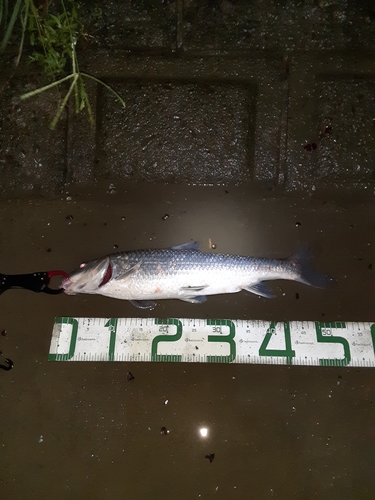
[180,295,207,304]
[129,300,157,310]
[290,246,334,289]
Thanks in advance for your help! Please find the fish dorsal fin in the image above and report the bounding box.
[171,241,200,251]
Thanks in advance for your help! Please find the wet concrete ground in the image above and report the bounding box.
[0,183,374,499]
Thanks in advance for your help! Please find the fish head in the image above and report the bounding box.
[61,257,112,295]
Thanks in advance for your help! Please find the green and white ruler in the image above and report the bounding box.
[48,317,375,367]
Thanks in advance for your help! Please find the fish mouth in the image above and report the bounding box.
[59,259,112,295]
[60,278,76,295]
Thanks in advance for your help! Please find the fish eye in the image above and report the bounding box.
[79,263,86,268]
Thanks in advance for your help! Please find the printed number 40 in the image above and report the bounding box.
[259,322,295,363]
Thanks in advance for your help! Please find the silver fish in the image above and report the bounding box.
[61,242,331,309]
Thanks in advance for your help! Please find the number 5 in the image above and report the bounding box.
[315,322,351,366]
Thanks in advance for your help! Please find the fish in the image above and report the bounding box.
[61,241,331,309]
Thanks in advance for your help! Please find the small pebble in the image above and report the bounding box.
[162,214,169,220]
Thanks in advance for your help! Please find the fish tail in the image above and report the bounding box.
[289,246,334,289]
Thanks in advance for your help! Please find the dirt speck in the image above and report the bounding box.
[205,453,215,463]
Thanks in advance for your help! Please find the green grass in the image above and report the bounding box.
[0,0,124,129]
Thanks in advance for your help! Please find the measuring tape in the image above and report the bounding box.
[48,317,375,367]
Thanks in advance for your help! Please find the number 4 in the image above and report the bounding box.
[259,322,295,364]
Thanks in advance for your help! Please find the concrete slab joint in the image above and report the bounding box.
[0,0,374,195]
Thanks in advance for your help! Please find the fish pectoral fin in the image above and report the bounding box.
[129,300,157,310]
[117,261,142,281]
[244,282,275,299]
[179,286,208,303]
[180,285,207,292]
[171,241,200,251]
[180,295,207,304]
